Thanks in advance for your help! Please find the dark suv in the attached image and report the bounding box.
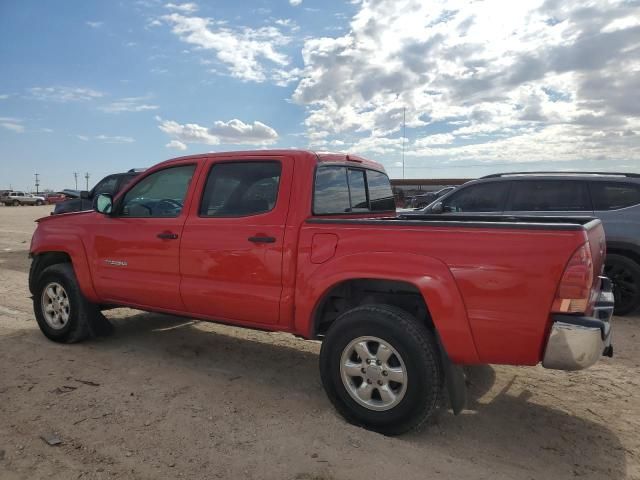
[53,169,145,215]
[413,172,640,315]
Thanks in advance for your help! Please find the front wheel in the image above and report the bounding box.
[35,200,43,206]
[33,263,95,343]
[605,254,640,316]
[320,304,442,435]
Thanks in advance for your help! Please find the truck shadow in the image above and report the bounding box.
[93,312,626,479]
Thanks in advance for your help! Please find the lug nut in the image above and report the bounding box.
[376,360,381,366]
[361,368,366,374]
[366,379,372,384]
[366,359,371,364]
[382,371,388,376]
[377,380,382,386]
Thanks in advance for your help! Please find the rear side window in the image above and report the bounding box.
[443,182,509,212]
[591,182,640,210]
[199,161,281,217]
[367,170,396,211]
[313,166,394,214]
[509,181,590,211]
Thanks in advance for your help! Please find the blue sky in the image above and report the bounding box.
[1,0,639,191]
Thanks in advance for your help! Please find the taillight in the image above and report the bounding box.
[552,242,594,313]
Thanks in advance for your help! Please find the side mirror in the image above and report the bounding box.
[95,193,113,215]
[80,190,90,199]
[430,201,444,214]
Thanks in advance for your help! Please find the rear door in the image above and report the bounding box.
[179,157,292,326]
[505,180,593,217]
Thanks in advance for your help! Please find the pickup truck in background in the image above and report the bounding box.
[29,150,614,435]
[2,191,46,206]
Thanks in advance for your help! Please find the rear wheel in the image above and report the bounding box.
[35,200,43,206]
[605,254,640,316]
[12,200,19,206]
[33,263,95,343]
[319,304,442,435]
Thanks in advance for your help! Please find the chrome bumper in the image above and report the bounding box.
[542,277,614,371]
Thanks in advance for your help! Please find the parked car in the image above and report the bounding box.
[29,151,613,435]
[44,193,67,204]
[411,171,640,315]
[411,186,456,208]
[1,191,46,206]
[53,169,145,215]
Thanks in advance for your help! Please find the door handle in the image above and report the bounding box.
[248,235,276,244]
[157,232,179,240]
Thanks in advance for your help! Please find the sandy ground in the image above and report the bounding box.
[0,205,638,480]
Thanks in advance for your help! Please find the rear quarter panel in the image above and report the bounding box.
[297,222,588,365]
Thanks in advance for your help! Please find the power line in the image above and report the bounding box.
[84,172,90,190]
[73,172,78,190]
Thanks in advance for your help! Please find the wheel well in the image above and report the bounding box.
[29,251,72,295]
[607,247,640,266]
[313,279,433,338]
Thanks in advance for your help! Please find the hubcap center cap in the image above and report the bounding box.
[366,364,383,382]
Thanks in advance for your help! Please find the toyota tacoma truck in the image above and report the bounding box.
[29,150,614,435]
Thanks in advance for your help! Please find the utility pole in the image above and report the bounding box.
[402,106,406,180]
[84,172,90,190]
[34,173,40,194]
[74,172,78,190]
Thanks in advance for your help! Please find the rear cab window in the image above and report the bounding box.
[313,165,395,215]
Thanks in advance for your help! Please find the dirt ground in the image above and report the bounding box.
[0,205,638,480]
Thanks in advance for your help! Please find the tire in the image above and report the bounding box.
[319,304,442,435]
[12,200,19,206]
[605,254,640,316]
[33,263,95,343]
[35,200,43,206]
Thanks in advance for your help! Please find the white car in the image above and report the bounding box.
[1,191,46,206]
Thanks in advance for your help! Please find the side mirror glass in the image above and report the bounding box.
[80,190,90,199]
[431,201,444,214]
[95,193,113,215]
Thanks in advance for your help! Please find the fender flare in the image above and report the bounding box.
[295,251,480,364]
[30,232,99,303]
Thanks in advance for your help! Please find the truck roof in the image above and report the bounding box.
[155,150,386,173]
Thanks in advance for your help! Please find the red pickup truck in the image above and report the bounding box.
[29,150,614,435]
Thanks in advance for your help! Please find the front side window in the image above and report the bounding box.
[199,161,281,217]
[443,182,509,212]
[591,181,640,211]
[120,165,195,217]
[509,180,590,211]
[314,166,394,214]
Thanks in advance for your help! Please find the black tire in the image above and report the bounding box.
[33,263,95,343]
[605,254,640,316]
[319,304,442,435]
[12,200,19,206]
[35,200,43,206]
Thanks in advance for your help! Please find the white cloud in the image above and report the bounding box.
[99,97,159,113]
[292,0,640,168]
[0,94,9,100]
[161,13,292,83]
[0,117,24,133]
[96,135,135,143]
[166,140,188,150]
[86,21,103,28]
[158,117,279,145]
[30,86,104,102]
[76,134,135,143]
[164,2,198,13]
[290,0,303,6]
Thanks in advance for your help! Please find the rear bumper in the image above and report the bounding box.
[542,277,614,371]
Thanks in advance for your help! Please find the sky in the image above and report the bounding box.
[1,0,639,191]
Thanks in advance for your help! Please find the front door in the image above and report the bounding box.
[90,163,197,311]
[180,157,292,326]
